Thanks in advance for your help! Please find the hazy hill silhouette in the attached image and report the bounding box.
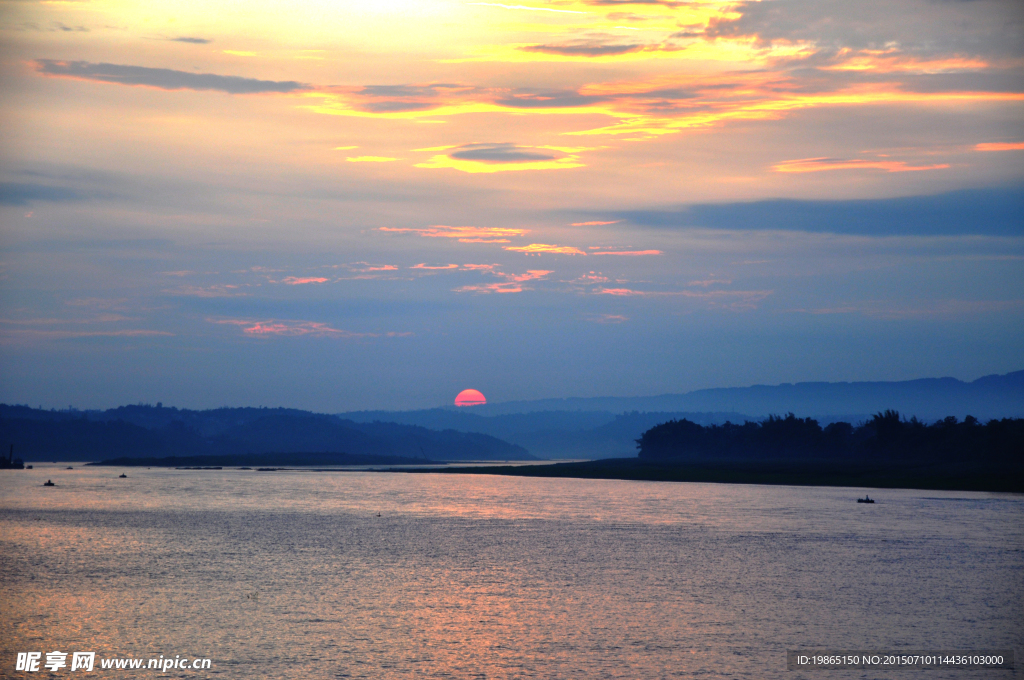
[340,409,749,459]
[448,371,1024,420]
[0,405,532,462]
[637,411,1023,464]
[409,411,1024,493]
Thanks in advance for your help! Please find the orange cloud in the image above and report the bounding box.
[411,263,459,270]
[504,243,587,255]
[346,156,399,162]
[380,226,528,243]
[455,269,552,294]
[822,50,989,74]
[975,142,1024,151]
[281,276,330,285]
[213,319,377,338]
[771,157,950,173]
[301,60,1024,147]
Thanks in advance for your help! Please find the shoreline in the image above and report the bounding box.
[378,457,1024,493]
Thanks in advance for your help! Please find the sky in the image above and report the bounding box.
[0,0,1022,411]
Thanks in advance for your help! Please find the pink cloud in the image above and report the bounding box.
[380,225,527,242]
[975,142,1024,151]
[585,313,628,324]
[345,263,399,272]
[411,263,459,270]
[162,285,246,298]
[242,321,367,337]
[574,272,610,283]
[209,318,410,338]
[65,298,129,309]
[282,276,330,285]
[772,157,949,173]
[455,283,527,293]
[571,220,621,226]
[454,269,553,294]
[509,270,554,282]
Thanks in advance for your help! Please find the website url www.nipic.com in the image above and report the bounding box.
[15,652,212,673]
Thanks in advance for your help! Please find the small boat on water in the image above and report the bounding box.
[43,480,55,487]
[119,473,127,478]
[66,466,73,470]
[857,495,875,504]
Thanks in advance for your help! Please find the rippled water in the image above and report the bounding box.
[1,465,1021,678]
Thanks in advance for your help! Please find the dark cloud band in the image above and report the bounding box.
[520,43,645,56]
[34,60,310,94]
[448,143,558,162]
[0,182,82,206]
[603,187,1024,236]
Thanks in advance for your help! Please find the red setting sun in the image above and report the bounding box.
[454,389,486,407]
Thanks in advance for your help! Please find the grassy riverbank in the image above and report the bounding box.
[390,458,1024,493]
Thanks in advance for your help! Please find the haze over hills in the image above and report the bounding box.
[433,371,1024,420]
[340,410,750,459]
[0,405,532,463]
[342,370,1024,459]
[3,371,1021,462]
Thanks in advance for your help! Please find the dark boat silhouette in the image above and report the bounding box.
[857,495,875,503]
[66,466,73,470]
[43,480,55,487]
[119,473,127,478]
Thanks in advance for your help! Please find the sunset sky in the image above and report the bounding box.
[1,0,1022,410]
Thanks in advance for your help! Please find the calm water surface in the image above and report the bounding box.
[1,465,1021,679]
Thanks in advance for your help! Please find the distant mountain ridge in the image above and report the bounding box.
[447,371,1024,420]
[0,405,533,462]
[341,370,1023,458]
[4,370,1020,462]
[340,409,750,459]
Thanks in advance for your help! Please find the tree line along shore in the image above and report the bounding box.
[399,412,1024,493]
